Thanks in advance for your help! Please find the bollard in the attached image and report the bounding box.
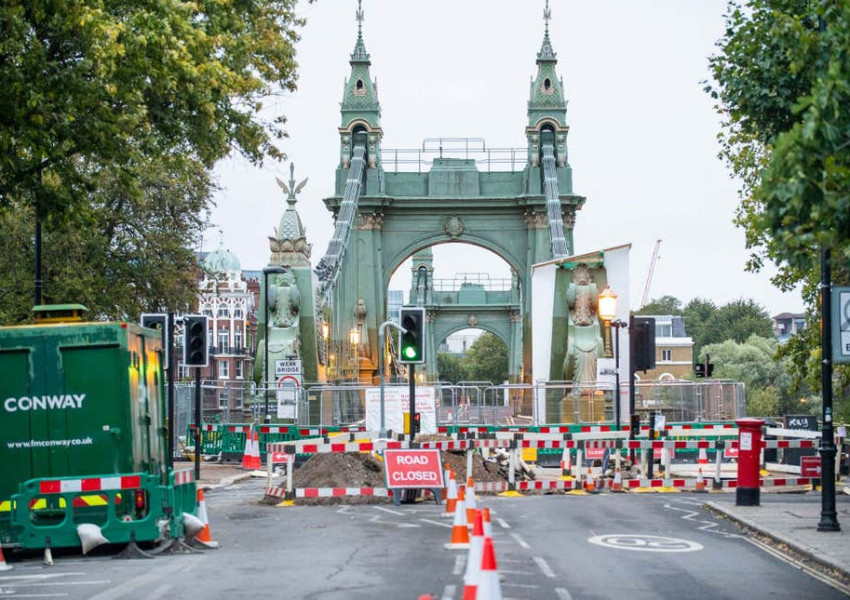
[575,447,584,487]
[713,441,724,490]
[735,418,764,506]
[508,446,516,491]
[466,448,474,483]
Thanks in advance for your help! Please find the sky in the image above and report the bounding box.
[207,0,805,317]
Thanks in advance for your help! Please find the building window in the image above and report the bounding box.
[656,323,673,337]
[218,329,229,352]
[217,304,229,318]
[219,360,229,379]
[661,349,672,362]
[236,360,243,379]
[219,388,230,409]
[234,307,243,319]
[234,330,243,351]
[202,304,213,317]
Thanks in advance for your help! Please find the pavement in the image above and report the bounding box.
[707,489,850,579]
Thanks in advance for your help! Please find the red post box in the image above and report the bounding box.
[735,418,764,506]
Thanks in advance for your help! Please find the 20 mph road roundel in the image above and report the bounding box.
[588,534,703,553]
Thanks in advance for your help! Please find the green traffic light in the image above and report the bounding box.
[404,346,418,359]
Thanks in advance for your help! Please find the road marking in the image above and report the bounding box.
[532,556,555,578]
[510,532,530,549]
[556,587,574,600]
[501,582,541,589]
[664,503,741,539]
[336,505,352,514]
[0,594,67,598]
[147,584,173,599]
[441,584,456,600]
[588,534,703,553]
[375,506,405,516]
[497,518,511,529]
[745,537,850,597]
[420,518,453,529]
[453,555,466,576]
[0,575,85,582]
[89,556,205,600]
[15,581,110,587]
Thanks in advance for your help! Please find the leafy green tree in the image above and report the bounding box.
[635,295,682,316]
[681,298,718,359]
[701,335,799,416]
[436,352,468,384]
[0,1,306,218]
[462,332,508,384]
[0,155,212,323]
[706,0,850,409]
[700,299,774,348]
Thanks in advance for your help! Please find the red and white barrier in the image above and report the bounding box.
[39,475,141,494]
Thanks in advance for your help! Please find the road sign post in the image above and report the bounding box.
[832,286,850,364]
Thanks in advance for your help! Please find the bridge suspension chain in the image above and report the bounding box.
[316,139,367,301]
[541,140,568,258]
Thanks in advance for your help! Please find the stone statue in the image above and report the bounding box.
[562,264,604,385]
[267,271,301,359]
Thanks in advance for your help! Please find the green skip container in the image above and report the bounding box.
[0,309,195,549]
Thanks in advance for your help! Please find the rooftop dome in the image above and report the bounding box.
[203,240,241,273]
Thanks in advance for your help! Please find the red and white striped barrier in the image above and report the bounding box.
[265,485,392,499]
[38,475,141,494]
[173,470,194,486]
[728,439,817,450]
[266,440,407,455]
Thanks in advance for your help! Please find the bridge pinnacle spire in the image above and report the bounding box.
[527,0,567,130]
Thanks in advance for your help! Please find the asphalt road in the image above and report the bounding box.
[1,480,848,599]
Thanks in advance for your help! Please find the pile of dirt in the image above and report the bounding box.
[261,446,511,505]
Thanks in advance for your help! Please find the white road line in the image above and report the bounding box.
[501,582,541,589]
[556,587,574,600]
[0,574,85,582]
[497,518,511,529]
[374,506,405,516]
[453,555,466,576]
[532,556,555,578]
[336,505,352,514]
[89,556,205,600]
[16,582,110,587]
[745,538,850,597]
[420,518,453,529]
[0,595,67,599]
[510,532,530,549]
[441,584,456,600]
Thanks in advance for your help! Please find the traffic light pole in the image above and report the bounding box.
[819,248,840,531]
[409,364,416,444]
[377,320,404,439]
[194,367,201,480]
[167,312,175,470]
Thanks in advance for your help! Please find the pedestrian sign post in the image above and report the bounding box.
[275,360,301,420]
[833,287,850,364]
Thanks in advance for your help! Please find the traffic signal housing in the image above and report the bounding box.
[399,307,425,364]
[141,313,169,365]
[183,315,208,367]
[631,316,656,372]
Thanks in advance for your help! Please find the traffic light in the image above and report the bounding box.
[399,307,426,364]
[183,315,208,367]
[141,313,169,365]
[631,316,656,372]
[413,412,421,433]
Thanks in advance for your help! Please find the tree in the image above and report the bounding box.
[462,332,508,384]
[635,295,682,316]
[681,298,718,359]
[0,155,212,323]
[0,1,306,219]
[701,334,799,416]
[700,299,774,348]
[706,0,850,404]
[436,353,468,384]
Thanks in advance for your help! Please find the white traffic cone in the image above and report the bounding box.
[698,447,708,465]
[462,511,484,600]
[482,507,493,538]
[694,467,707,493]
[476,536,503,600]
[465,477,478,525]
[560,447,573,479]
[443,471,458,518]
[0,545,12,571]
[445,486,470,550]
[194,489,219,549]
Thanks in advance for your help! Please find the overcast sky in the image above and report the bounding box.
[207,0,805,317]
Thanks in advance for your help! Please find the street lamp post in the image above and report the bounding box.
[263,266,288,423]
[598,286,624,426]
[378,320,405,439]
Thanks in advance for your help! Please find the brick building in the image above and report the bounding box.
[636,315,694,381]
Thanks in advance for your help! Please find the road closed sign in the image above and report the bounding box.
[383,449,445,489]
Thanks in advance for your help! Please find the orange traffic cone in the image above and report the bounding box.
[477,536,503,600]
[694,467,707,493]
[443,472,458,518]
[482,507,492,537]
[462,511,484,600]
[241,425,262,470]
[445,486,470,550]
[584,470,597,493]
[0,545,12,571]
[611,466,624,492]
[194,489,219,549]
[465,477,478,525]
[698,447,709,465]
